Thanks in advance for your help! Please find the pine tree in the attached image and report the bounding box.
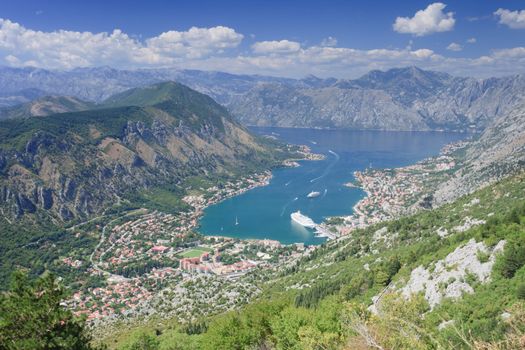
[0,271,101,350]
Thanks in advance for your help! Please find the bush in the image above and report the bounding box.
[498,241,525,278]
[517,284,525,300]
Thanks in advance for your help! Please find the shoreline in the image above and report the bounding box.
[184,146,325,242]
[331,140,469,234]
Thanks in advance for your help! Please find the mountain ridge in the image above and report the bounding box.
[0,66,524,132]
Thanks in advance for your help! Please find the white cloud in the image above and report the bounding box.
[320,36,338,47]
[0,18,243,69]
[251,40,301,54]
[494,8,525,29]
[393,3,455,36]
[0,18,524,78]
[466,38,476,44]
[446,42,462,51]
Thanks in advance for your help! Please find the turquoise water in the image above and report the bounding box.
[198,127,467,245]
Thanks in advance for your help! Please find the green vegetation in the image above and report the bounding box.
[102,82,228,133]
[102,172,525,349]
[1,173,524,349]
[0,81,295,287]
[0,271,101,349]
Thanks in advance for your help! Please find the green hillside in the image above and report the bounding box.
[0,82,293,286]
[103,171,525,349]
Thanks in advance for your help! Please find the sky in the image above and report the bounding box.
[0,0,524,78]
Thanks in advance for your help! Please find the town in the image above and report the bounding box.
[330,141,465,233]
[63,170,315,328]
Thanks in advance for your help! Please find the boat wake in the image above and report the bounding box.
[280,197,300,216]
[310,150,340,183]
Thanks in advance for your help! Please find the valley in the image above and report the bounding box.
[0,69,524,350]
[2,2,525,349]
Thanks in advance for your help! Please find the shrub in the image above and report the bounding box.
[517,284,525,300]
[498,241,525,278]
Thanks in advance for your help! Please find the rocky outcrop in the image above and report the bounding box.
[401,239,505,308]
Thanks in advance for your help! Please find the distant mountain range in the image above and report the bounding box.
[1,66,524,132]
[0,95,94,119]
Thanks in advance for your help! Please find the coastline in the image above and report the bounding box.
[184,145,325,239]
[331,140,469,234]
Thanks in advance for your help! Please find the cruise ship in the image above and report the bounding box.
[290,211,316,228]
[307,191,321,198]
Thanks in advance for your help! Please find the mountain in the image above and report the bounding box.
[0,66,295,105]
[433,102,525,204]
[0,95,94,120]
[0,88,48,108]
[1,66,524,132]
[0,82,286,223]
[229,67,525,131]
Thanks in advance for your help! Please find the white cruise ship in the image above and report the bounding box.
[290,211,316,228]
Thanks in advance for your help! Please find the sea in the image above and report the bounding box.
[198,127,467,245]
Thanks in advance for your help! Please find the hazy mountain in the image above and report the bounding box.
[0,66,524,132]
[0,95,94,120]
[0,82,285,222]
[0,88,48,108]
[229,67,525,131]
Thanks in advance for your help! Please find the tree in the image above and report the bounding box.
[0,271,100,350]
[498,241,525,278]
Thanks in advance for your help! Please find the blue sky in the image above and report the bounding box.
[0,0,524,78]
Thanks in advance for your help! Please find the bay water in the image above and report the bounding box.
[198,127,467,245]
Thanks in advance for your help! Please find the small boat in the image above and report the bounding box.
[307,191,321,198]
[235,216,239,225]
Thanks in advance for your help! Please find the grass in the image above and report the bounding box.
[178,247,213,258]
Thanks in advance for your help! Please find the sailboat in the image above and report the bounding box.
[235,216,239,225]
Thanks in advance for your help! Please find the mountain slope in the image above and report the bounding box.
[0,82,286,223]
[433,102,525,204]
[230,68,525,131]
[0,95,94,120]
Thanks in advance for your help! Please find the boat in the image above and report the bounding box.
[307,191,321,198]
[235,216,239,225]
[290,211,316,228]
